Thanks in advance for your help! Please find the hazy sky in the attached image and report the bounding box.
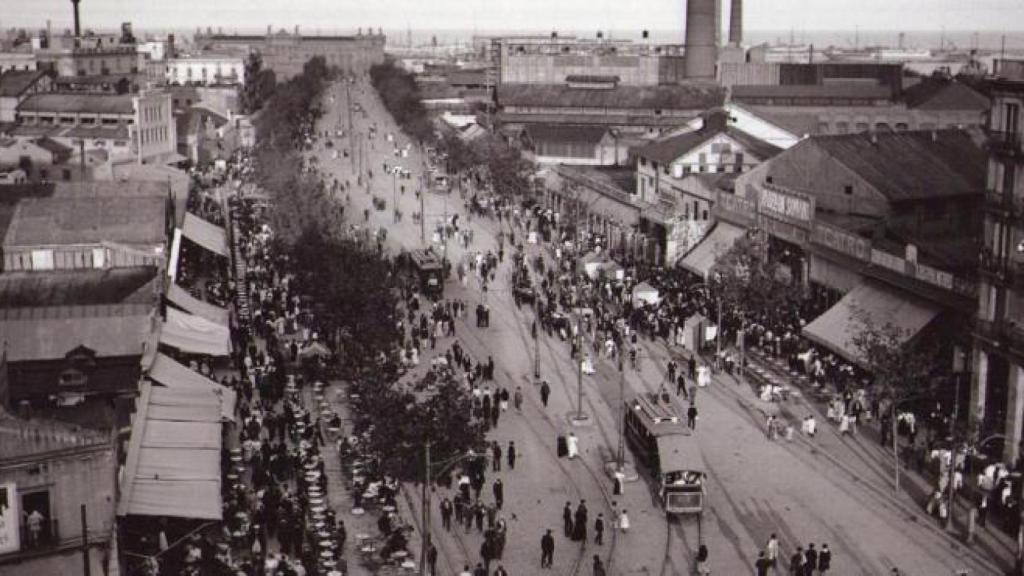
[4,0,1024,34]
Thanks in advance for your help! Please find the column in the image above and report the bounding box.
[969,347,988,430]
[1003,362,1024,464]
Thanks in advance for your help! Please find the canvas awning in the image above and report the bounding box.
[679,221,746,279]
[118,382,222,520]
[159,307,231,357]
[168,228,182,282]
[181,213,229,257]
[146,352,236,421]
[166,283,230,326]
[802,280,941,366]
[632,282,661,306]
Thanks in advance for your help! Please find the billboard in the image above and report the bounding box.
[0,482,19,554]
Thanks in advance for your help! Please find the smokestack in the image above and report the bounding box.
[728,0,742,46]
[684,0,718,79]
[70,0,81,37]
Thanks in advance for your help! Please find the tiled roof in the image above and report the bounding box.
[637,125,781,165]
[0,70,48,98]
[731,83,894,101]
[0,303,154,362]
[902,79,989,111]
[34,136,71,155]
[809,128,985,202]
[4,195,166,248]
[17,93,134,115]
[498,82,725,110]
[0,411,111,460]
[524,124,609,145]
[0,267,158,308]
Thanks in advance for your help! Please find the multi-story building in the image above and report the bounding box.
[972,59,1024,463]
[36,33,139,79]
[196,28,385,80]
[165,54,245,86]
[0,52,37,74]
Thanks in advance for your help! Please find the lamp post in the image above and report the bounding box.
[420,444,479,576]
[534,298,541,380]
[946,349,967,532]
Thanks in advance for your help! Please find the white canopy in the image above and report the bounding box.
[632,282,661,306]
[118,382,222,520]
[181,213,229,257]
[679,221,746,279]
[146,352,236,421]
[159,307,231,357]
[166,283,230,326]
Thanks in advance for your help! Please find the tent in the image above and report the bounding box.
[632,282,661,306]
[181,213,229,257]
[159,307,231,357]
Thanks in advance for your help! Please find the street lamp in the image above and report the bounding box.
[419,443,479,576]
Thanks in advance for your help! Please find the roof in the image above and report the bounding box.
[902,79,990,111]
[448,70,486,86]
[0,267,158,308]
[525,124,609,145]
[0,411,111,461]
[565,74,621,84]
[4,196,166,248]
[34,136,71,155]
[0,303,154,362]
[809,129,985,202]
[638,125,782,165]
[739,106,824,137]
[731,83,895,102]
[17,93,134,115]
[498,83,725,110]
[0,70,48,98]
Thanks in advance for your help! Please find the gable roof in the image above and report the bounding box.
[0,69,48,98]
[903,79,989,111]
[809,129,985,202]
[4,196,167,248]
[525,124,609,145]
[0,303,154,362]
[0,267,158,308]
[34,136,72,155]
[498,83,725,111]
[637,125,781,165]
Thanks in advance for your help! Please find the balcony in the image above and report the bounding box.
[988,130,1024,159]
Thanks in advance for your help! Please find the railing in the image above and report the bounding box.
[987,130,1023,157]
[13,519,59,554]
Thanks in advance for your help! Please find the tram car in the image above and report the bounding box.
[407,248,444,298]
[623,393,707,515]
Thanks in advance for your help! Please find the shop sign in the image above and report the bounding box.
[810,221,871,262]
[0,482,19,554]
[757,184,813,224]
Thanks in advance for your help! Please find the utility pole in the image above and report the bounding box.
[420,187,426,245]
[534,298,541,380]
[945,375,960,531]
[393,170,399,223]
[81,504,91,576]
[617,358,626,469]
[420,441,431,576]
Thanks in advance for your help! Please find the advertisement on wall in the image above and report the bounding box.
[0,482,20,554]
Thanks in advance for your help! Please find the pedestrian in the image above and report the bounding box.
[594,513,605,545]
[695,544,710,575]
[514,387,524,412]
[789,546,805,575]
[459,564,472,576]
[440,498,453,531]
[493,479,504,509]
[818,544,831,574]
[540,380,551,407]
[563,502,574,538]
[979,492,989,527]
[567,432,579,459]
[493,564,509,576]
[492,441,502,472]
[618,509,630,532]
[755,551,772,576]
[804,543,818,576]
[508,441,517,470]
[687,402,698,430]
[676,373,688,398]
[427,541,438,576]
[766,533,779,569]
[473,562,487,576]
[593,554,607,576]
[541,529,555,568]
[574,500,588,543]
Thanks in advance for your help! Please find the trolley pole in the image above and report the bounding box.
[618,359,625,469]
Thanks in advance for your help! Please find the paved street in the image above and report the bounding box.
[308,77,1004,576]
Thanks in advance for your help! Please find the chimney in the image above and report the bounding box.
[728,0,742,46]
[294,25,299,37]
[70,0,81,37]
[267,25,272,36]
[684,0,718,79]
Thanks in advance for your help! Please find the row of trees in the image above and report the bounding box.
[436,131,534,199]
[251,56,484,481]
[369,59,434,143]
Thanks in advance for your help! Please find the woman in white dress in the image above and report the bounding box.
[566,432,579,459]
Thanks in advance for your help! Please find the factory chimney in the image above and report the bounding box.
[70,0,81,37]
[684,0,718,79]
[728,0,743,46]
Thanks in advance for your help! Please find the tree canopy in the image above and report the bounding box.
[369,59,434,143]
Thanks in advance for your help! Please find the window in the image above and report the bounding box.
[39,168,48,180]
[855,122,870,133]
[710,142,731,154]
[766,176,773,184]
[895,123,909,131]
[1004,102,1020,135]
[30,249,54,270]
[844,185,853,195]
[63,169,71,181]
[734,152,744,171]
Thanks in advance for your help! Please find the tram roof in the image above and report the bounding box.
[655,433,704,474]
[627,393,688,437]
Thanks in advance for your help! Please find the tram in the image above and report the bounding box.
[623,393,707,515]
[406,248,444,297]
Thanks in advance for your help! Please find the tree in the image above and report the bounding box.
[711,233,802,329]
[240,52,267,114]
[369,60,434,143]
[484,137,533,199]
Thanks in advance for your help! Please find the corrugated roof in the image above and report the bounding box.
[525,124,609,145]
[448,70,486,86]
[740,105,824,137]
[0,304,154,362]
[34,136,71,155]
[637,125,781,165]
[810,129,985,202]
[18,93,134,115]
[731,83,894,101]
[4,196,166,248]
[903,79,989,111]
[0,267,158,308]
[0,70,48,98]
[498,83,724,110]
[0,412,110,460]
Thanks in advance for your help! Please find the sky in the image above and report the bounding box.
[4,0,1024,34]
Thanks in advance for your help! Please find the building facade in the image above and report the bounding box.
[196,29,385,80]
[165,55,245,86]
[973,59,1024,463]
